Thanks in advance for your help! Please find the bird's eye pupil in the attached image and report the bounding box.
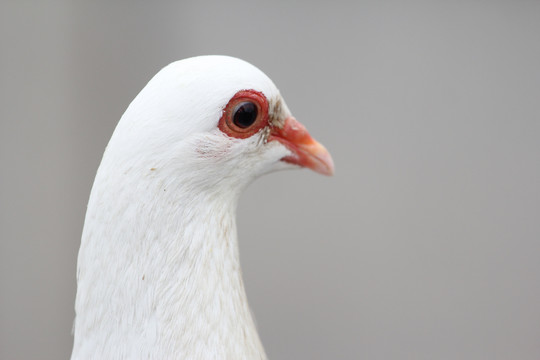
[233,102,258,129]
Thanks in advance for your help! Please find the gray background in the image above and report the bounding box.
[1,1,539,359]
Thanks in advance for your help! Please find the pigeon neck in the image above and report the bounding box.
[73,167,266,359]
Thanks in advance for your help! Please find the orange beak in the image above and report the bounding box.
[269,116,334,176]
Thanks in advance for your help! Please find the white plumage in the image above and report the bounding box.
[72,56,333,359]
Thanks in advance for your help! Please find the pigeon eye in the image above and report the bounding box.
[218,89,269,139]
[233,102,258,129]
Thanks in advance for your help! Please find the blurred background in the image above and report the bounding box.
[1,1,540,359]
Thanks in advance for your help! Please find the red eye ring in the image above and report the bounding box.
[218,89,269,139]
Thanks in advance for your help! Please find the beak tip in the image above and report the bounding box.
[314,149,335,176]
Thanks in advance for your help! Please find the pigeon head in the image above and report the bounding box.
[106,55,333,194]
[73,56,334,358]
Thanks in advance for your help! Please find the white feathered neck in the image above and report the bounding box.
[73,161,264,359]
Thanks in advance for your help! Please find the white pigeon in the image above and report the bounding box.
[72,55,334,360]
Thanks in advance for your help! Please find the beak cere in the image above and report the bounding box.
[269,116,335,176]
